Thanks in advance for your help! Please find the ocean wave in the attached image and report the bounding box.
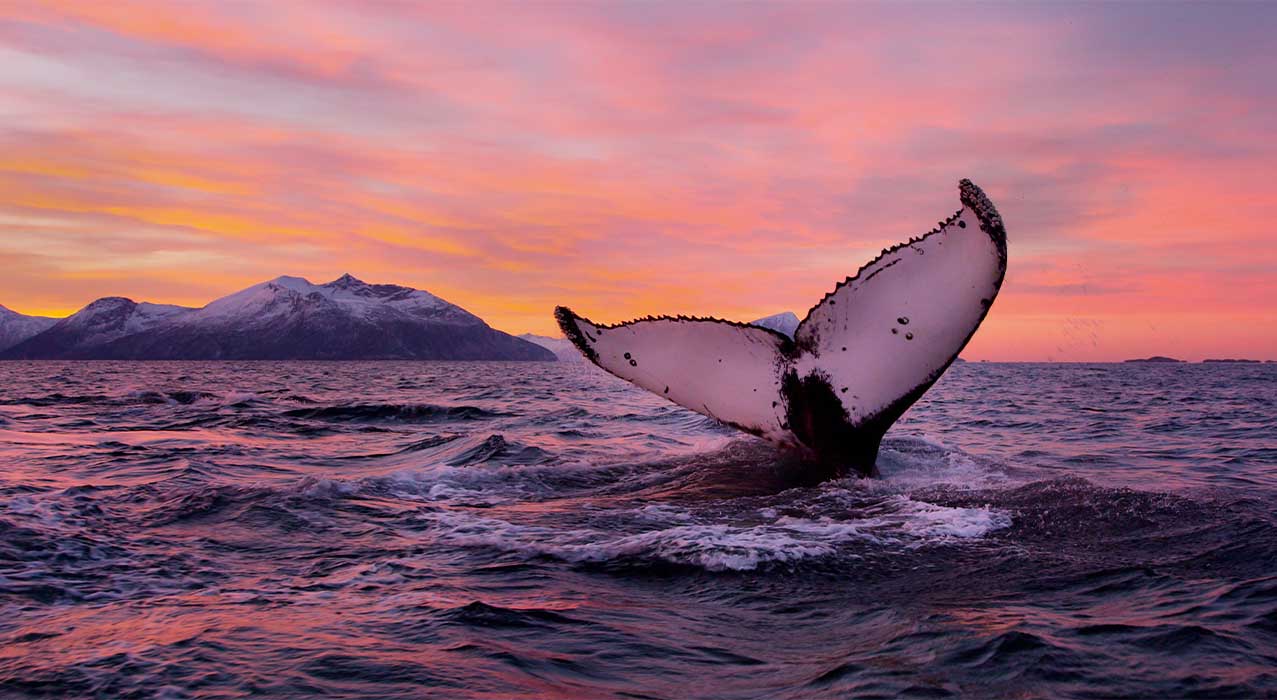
[282,402,510,423]
[1,392,108,407]
[438,600,583,629]
[359,457,624,505]
[125,389,221,405]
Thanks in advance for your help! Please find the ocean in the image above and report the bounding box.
[1,361,1274,698]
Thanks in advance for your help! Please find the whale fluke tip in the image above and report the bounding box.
[958,179,1006,249]
[555,306,599,362]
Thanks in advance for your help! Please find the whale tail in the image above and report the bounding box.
[556,179,1007,478]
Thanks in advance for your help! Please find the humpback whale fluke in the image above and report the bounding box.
[556,179,1007,479]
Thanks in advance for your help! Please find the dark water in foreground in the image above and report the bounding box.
[0,361,1275,699]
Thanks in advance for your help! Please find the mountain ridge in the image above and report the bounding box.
[1,274,554,361]
[0,304,59,352]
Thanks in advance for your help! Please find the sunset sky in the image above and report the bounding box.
[1,2,1274,361]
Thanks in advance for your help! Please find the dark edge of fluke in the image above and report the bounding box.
[554,306,599,363]
[959,177,1008,271]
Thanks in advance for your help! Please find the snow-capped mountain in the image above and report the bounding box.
[195,274,481,328]
[0,275,554,361]
[518,333,583,362]
[2,298,194,359]
[750,311,800,338]
[0,304,58,352]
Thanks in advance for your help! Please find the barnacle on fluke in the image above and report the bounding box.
[555,179,1007,479]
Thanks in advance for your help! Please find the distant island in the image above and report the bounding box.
[0,274,555,361]
[519,334,582,362]
[1202,358,1262,363]
[1124,356,1185,363]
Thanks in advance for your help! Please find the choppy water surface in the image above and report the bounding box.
[1,361,1274,699]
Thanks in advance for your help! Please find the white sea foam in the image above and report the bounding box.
[424,493,1010,572]
[874,434,1009,490]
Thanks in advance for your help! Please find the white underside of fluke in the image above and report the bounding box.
[556,179,1007,470]
[557,314,795,442]
[791,205,1002,422]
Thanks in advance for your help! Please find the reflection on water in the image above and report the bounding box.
[1,361,1275,698]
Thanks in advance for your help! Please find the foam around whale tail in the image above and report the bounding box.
[556,179,1007,478]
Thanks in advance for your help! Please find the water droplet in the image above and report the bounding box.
[623,352,631,359]
[898,316,909,325]
[905,332,914,340]
[629,359,637,366]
